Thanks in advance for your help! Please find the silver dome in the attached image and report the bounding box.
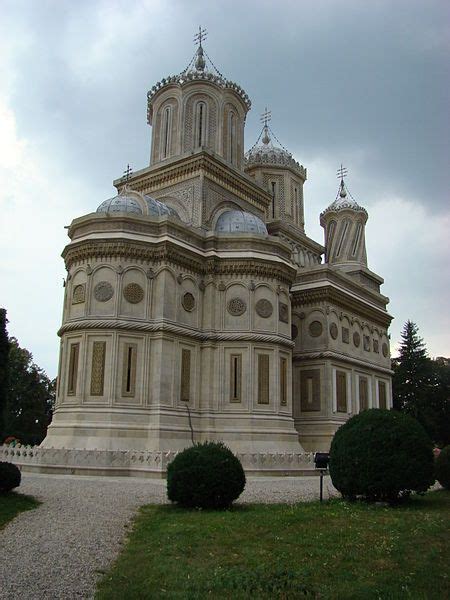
[144,195,179,218]
[97,194,143,215]
[215,210,268,235]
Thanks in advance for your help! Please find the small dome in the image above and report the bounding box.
[144,195,180,218]
[215,210,268,235]
[97,194,143,215]
[245,127,306,177]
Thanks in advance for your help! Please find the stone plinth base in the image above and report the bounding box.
[0,445,317,478]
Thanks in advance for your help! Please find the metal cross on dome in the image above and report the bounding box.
[260,107,272,128]
[194,26,207,48]
[337,164,348,182]
[123,164,133,181]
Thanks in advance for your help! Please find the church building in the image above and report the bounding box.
[42,33,393,457]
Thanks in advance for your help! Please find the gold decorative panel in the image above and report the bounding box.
[181,349,191,402]
[90,342,106,396]
[257,354,270,404]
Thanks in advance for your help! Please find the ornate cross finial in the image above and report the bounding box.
[194,26,207,48]
[337,163,348,181]
[337,164,348,198]
[123,164,133,181]
[260,107,272,128]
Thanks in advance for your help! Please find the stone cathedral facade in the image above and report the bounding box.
[43,40,393,456]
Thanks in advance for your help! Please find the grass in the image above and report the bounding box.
[96,490,450,600]
[0,491,40,529]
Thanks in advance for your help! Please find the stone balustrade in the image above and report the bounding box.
[0,445,316,478]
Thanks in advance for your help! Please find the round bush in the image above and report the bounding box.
[167,441,246,509]
[435,445,450,490]
[0,462,21,493]
[329,409,434,503]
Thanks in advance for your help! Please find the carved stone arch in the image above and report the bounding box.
[122,265,147,276]
[91,264,116,276]
[224,280,247,292]
[182,274,198,288]
[254,281,276,294]
[156,195,190,223]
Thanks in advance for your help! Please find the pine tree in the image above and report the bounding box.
[0,308,10,440]
[393,320,432,414]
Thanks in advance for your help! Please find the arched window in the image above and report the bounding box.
[161,106,171,159]
[228,112,236,164]
[195,101,207,148]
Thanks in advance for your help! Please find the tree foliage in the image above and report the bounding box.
[392,321,450,447]
[0,309,55,445]
[0,309,10,439]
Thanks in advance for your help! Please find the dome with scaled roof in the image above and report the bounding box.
[97,188,179,219]
[245,125,306,177]
[215,210,268,235]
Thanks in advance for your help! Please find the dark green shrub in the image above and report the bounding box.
[329,409,434,503]
[167,441,246,509]
[0,461,21,493]
[435,445,450,489]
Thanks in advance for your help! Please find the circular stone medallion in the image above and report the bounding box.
[382,342,389,357]
[182,292,195,312]
[94,281,114,302]
[255,299,273,318]
[329,323,338,340]
[123,283,144,304]
[227,297,247,316]
[309,320,323,337]
[353,331,361,347]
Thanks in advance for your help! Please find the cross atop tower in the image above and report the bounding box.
[123,164,133,181]
[337,163,348,182]
[260,107,272,128]
[194,26,207,48]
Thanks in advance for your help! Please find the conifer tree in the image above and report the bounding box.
[392,320,432,414]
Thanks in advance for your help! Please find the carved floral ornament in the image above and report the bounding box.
[94,281,114,302]
[329,323,338,340]
[123,283,144,304]
[72,284,86,304]
[279,302,289,323]
[353,331,361,347]
[227,297,247,316]
[182,292,195,312]
[255,299,273,318]
[382,342,389,357]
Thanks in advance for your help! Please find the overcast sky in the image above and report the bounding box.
[1,0,449,377]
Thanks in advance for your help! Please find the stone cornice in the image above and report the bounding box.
[267,220,325,255]
[291,285,392,327]
[293,349,393,375]
[113,150,272,213]
[58,318,295,348]
[63,238,297,284]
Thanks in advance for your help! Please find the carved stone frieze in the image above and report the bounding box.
[72,284,85,304]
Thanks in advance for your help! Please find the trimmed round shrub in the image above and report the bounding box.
[167,441,246,509]
[435,445,450,490]
[0,461,21,493]
[329,409,434,503]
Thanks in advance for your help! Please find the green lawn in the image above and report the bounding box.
[97,490,450,600]
[0,492,40,529]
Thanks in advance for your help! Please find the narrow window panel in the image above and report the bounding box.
[258,354,270,404]
[300,369,321,411]
[280,357,287,406]
[378,380,387,409]
[359,377,368,411]
[121,343,137,397]
[230,354,242,402]
[67,343,79,395]
[336,370,347,412]
[181,348,191,402]
[90,341,106,396]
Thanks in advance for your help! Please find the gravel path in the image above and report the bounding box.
[0,472,337,599]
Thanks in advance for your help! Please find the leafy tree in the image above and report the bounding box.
[393,321,450,446]
[3,338,55,445]
[0,309,11,440]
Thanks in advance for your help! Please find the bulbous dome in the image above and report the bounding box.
[215,210,268,235]
[97,194,143,215]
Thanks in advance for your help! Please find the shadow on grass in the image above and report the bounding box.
[0,491,40,529]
